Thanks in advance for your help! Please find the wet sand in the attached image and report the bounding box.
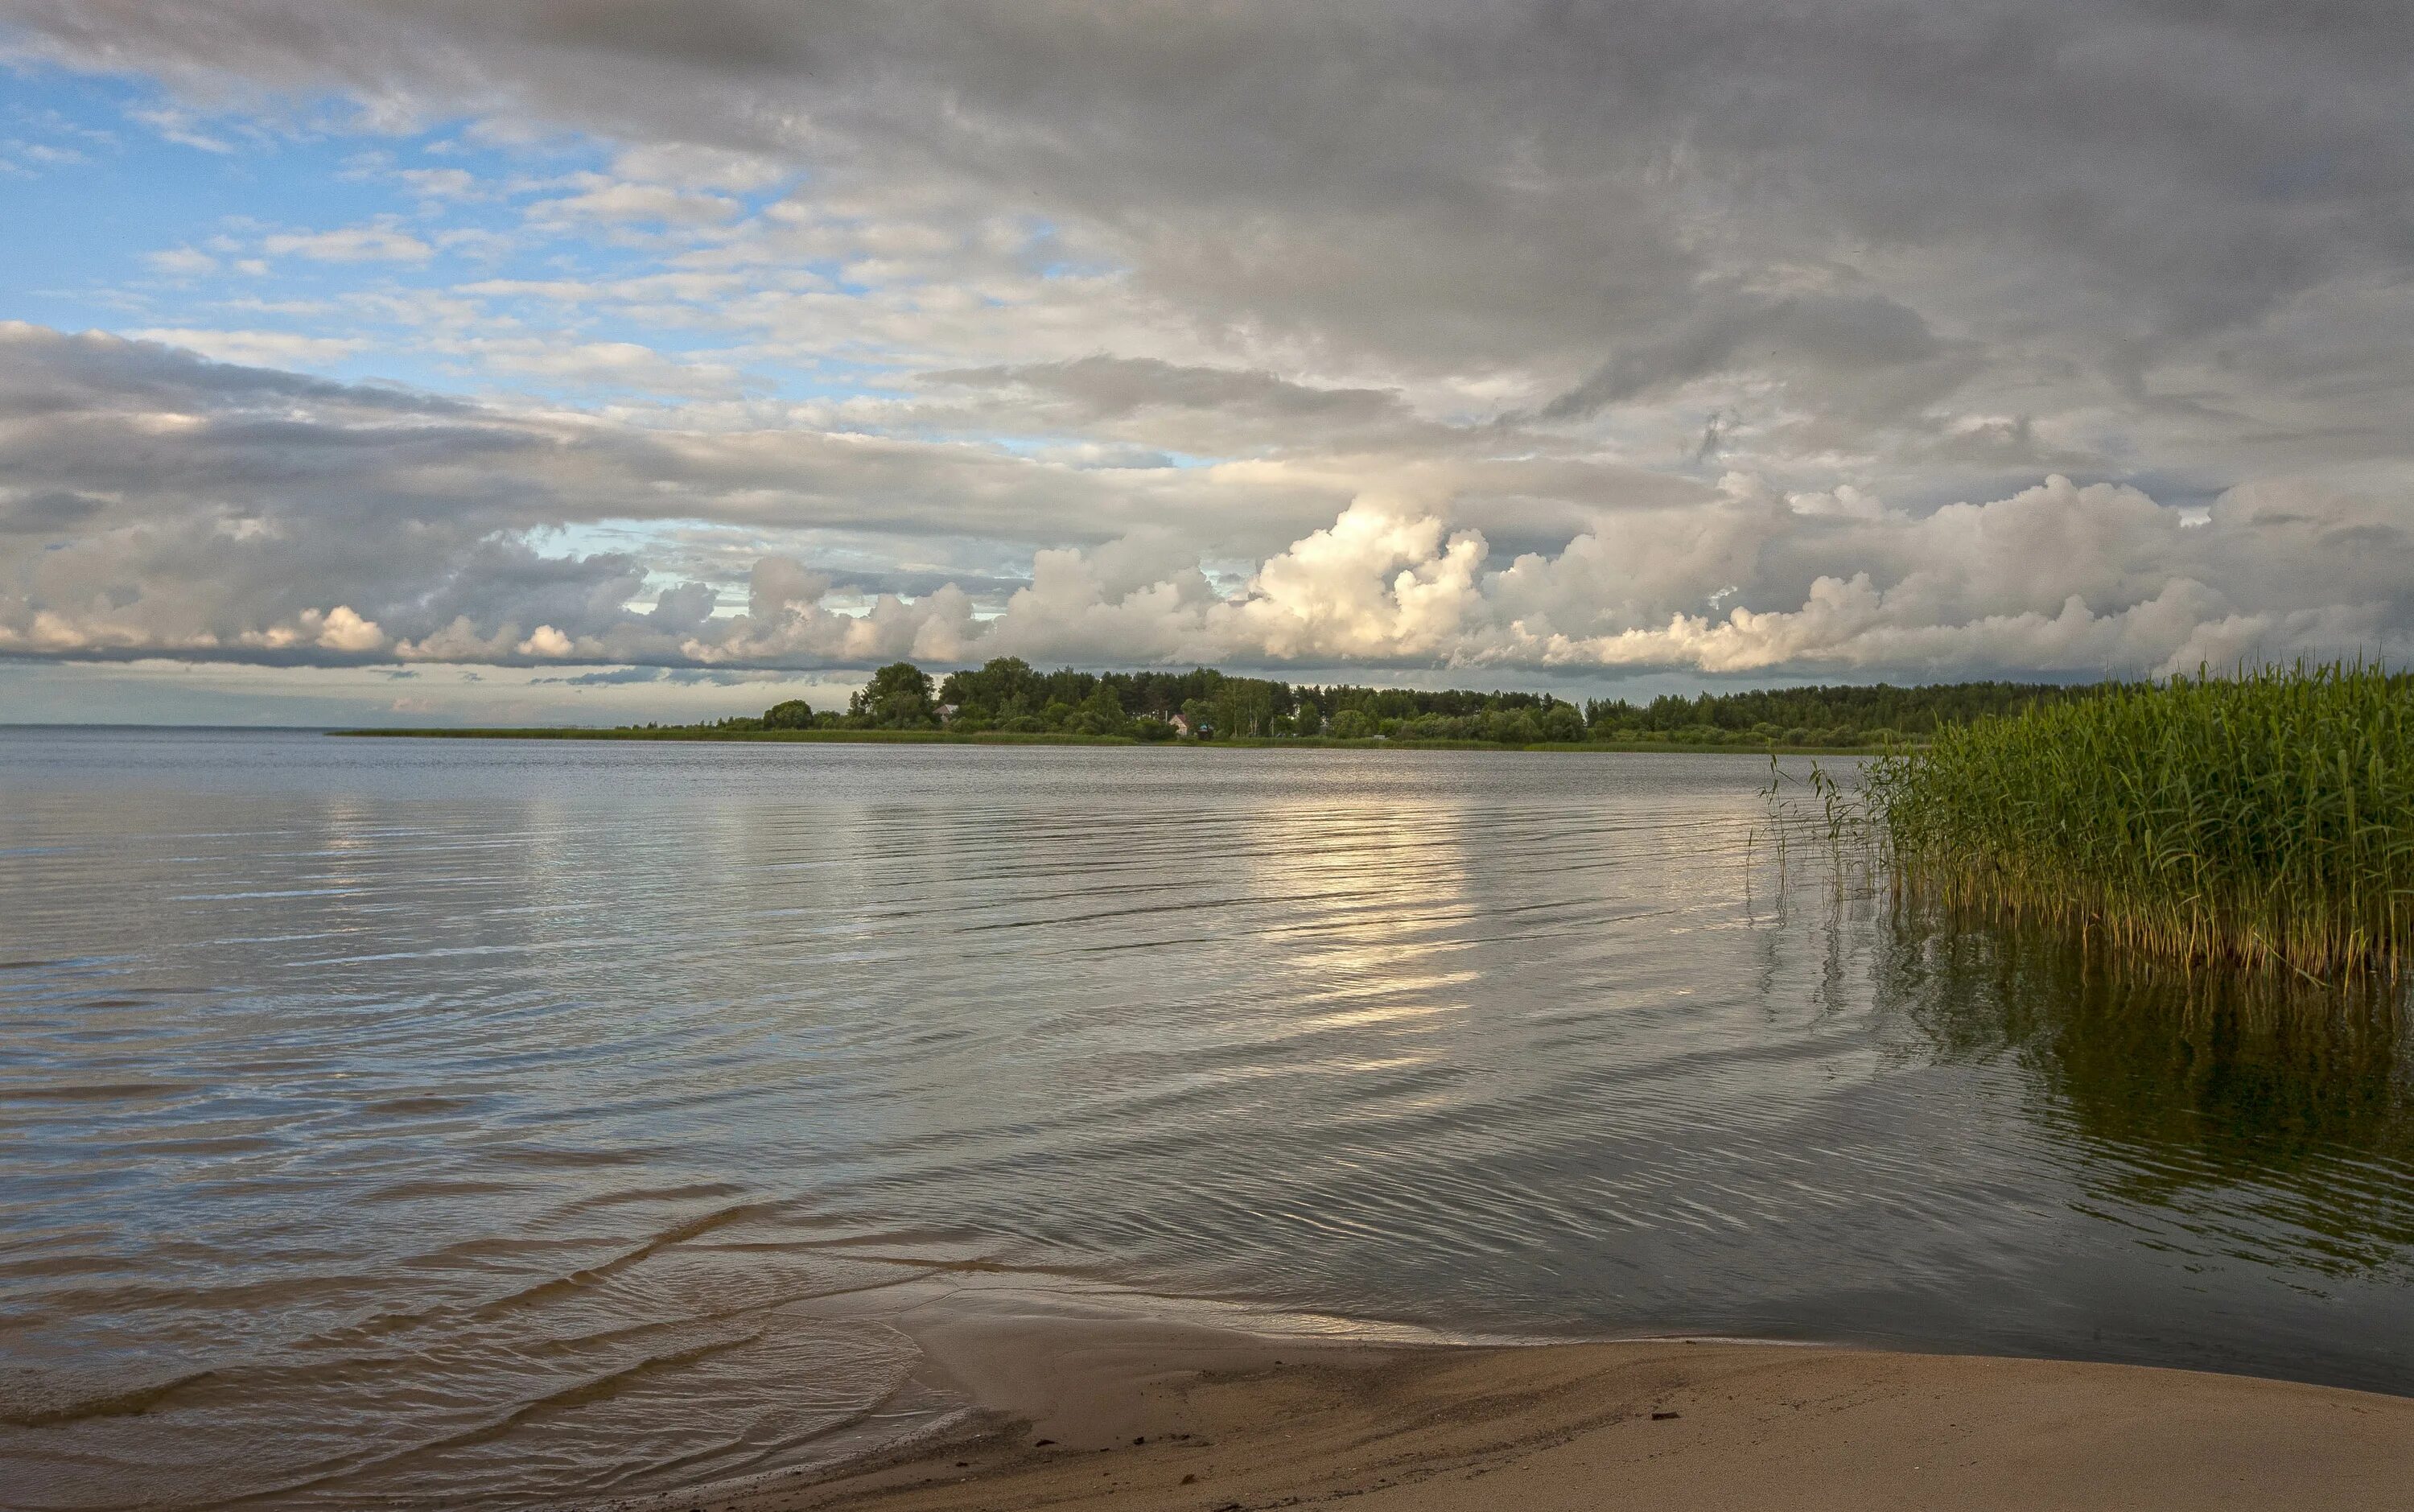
[653,1322,2414,1512]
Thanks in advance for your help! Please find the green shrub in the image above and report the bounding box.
[762,698,815,730]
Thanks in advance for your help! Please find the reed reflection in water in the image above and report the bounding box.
[1877,915,2414,1278]
[4,728,2414,1510]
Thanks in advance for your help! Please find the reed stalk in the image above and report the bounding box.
[1867,662,2414,978]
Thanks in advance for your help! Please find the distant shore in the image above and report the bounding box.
[329,727,1890,756]
[667,1336,2414,1512]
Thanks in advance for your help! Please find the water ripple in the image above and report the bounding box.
[4,730,2413,1509]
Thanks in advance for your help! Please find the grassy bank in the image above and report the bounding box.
[1868,663,2414,977]
[333,727,1143,745]
[332,726,1886,756]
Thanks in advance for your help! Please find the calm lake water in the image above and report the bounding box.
[3,729,2412,1509]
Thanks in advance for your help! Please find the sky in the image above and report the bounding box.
[2,2,2412,725]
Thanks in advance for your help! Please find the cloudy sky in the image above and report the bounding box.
[2,2,2411,723]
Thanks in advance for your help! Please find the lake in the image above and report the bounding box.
[4,729,2412,1509]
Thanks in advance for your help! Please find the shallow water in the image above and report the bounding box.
[3,729,2412,1510]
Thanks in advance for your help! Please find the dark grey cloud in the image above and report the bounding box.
[644,579,719,632]
[1538,291,1963,422]
[0,489,106,534]
[922,356,1445,462]
[933,356,1408,430]
[0,322,468,418]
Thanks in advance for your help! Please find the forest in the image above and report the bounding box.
[681,658,2102,748]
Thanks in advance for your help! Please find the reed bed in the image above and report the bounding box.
[1866,663,2414,978]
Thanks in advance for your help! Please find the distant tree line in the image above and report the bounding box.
[678,659,2103,748]
[1577,681,2101,748]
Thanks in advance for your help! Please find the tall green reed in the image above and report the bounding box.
[1868,662,2414,978]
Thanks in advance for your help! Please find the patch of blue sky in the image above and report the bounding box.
[0,61,856,406]
[3,71,426,314]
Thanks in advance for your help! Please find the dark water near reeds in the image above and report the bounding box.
[4,729,2413,1510]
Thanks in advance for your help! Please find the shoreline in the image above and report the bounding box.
[645,1333,2414,1512]
[326,727,1893,756]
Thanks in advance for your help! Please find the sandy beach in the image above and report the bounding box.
[677,1325,2414,1512]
